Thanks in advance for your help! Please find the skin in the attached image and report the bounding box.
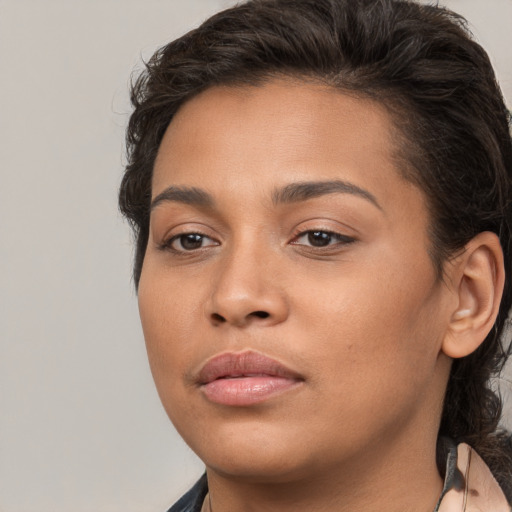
[138,79,502,512]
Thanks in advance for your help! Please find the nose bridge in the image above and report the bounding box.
[207,233,288,327]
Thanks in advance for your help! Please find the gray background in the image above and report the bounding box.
[1,1,511,511]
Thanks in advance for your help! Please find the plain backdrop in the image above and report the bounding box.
[1,1,511,511]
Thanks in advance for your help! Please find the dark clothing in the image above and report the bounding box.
[167,474,207,512]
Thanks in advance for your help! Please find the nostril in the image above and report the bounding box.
[211,313,226,323]
[209,310,271,326]
[251,311,270,319]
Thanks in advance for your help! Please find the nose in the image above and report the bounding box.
[206,246,289,328]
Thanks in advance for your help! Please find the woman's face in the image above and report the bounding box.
[138,80,454,482]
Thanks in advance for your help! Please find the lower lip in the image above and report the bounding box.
[201,376,302,406]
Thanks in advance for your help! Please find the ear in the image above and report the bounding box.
[442,232,505,359]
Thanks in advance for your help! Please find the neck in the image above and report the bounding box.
[205,431,443,512]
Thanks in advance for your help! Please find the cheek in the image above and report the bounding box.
[293,293,441,444]
[138,291,203,433]
[137,267,200,391]
[294,255,443,393]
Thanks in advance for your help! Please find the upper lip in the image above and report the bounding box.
[197,350,303,385]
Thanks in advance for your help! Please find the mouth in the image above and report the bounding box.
[197,350,304,406]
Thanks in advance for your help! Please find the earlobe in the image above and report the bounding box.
[442,232,505,359]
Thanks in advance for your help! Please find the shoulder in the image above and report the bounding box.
[166,474,208,512]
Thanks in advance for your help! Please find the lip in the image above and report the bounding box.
[198,350,304,406]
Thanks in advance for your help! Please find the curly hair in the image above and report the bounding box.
[119,0,512,494]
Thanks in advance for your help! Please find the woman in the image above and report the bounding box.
[119,0,512,510]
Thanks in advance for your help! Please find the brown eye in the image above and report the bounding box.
[307,231,332,247]
[291,230,355,248]
[179,234,204,250]
[169,233,218,252]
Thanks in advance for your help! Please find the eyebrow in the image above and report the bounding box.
[272,180,382,210]
[151,186,215,210]
[150,179,381,211]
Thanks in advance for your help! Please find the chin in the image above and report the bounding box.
[175,415,337,483]
[204,449,319,484]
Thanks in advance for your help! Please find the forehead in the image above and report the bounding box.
[156,80,388,168]
[152,79,423,222]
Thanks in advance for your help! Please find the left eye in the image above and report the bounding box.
[168,233,218,251]
[291,230,354,248]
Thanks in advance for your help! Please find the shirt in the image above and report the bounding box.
[435,441,510,511]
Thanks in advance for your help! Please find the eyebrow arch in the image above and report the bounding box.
[151,186,215,210]
[150,180,381,212]
[272,180,382,210]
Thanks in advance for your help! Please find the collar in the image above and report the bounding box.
[435,441,511,512]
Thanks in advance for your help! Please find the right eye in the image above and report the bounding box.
[166,233,219,252]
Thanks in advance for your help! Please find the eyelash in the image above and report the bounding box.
[160,232,219,253]
[159,229,355,254]
[290,230,356,249]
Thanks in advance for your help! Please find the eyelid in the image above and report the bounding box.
[156,222,221,251]
[289,217,358,241]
